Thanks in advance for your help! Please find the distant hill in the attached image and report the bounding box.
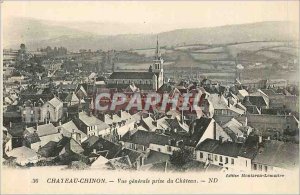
[3,18,298,51]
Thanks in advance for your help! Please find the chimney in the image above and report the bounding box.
[189,122,195,136]
[93,149,96,154]
[219,136,223,143]
[9,122,12,128]
[258,135,263,143]
[59,120,62,126]
[152,120,157,127]
[213,121,216,140]
[128,131,131,139]
[66,111,69,118]
[98,113,105,122]
[118,110,122,118]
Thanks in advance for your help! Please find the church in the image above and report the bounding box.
[107,38,164,91]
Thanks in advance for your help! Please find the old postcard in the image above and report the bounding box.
[1,1,299,194]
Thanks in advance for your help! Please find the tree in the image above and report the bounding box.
[170,146,193,169]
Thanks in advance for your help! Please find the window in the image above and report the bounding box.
[158,148,161,152]
[232,159,235,165]
[264,166,268,172]
[258,165,262,171]
[253,164,257,170]
[220,156,223,162]
[245,160,247,167]
[215,155,218,161]
[208,154,212,161]
[225,157,228,164]
[200,152,203,159]
[167,146,172,152]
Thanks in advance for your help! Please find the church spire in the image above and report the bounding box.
[155,35,161,60]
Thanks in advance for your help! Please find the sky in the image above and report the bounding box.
[2,1,299,31]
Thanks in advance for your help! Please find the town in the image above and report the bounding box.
[2,38,299,173]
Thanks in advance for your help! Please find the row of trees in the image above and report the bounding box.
[39,46,68,57]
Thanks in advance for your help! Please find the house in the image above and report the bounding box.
[195,139,219,165]
[57,121,86,143]
[90,155,109,169]
[64,92,80,107]
[82,136,122,159]
[75,112,110,137]
[237,89,249,101]
[195,139,252,171]
[261,89,299,113]
[187,117,217,145]
[196,135,262,172]
[247,114,299,135]
[76,85,88,99]
[121,130,172,154]
[165,116,189,134]
[106,156,132,170]
[37,141,59,158]
[41,96,63,123]
[20,98,44,124]
[24,123,63,151]
[57,137,87,164]
[115,148,145,170]
[222,118,246,143]
[252,140,299,172]
[207,93,245,117]
[6,146,40,166]
[243,96,269,113]
[143,150,170,166]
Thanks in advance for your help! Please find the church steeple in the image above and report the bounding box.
[155,36,161,60]
[151,36,164,89]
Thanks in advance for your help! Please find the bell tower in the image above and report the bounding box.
[152,36,164,89]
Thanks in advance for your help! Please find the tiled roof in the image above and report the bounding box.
[7,146,38,159]
[82,135,100,148]
[90,156,109,169]
[243,96,267,107]
[65,92,79,103]
[24,132,41,144]
[77,85,88,97]
[79,112,110,129]
[68,139,84,154]
[253,140,299,169]
[144,150,170,165]
[109,72,155,79]
[107,156,132,170]
[213,141,243,157]
[116,148,143,164]
[121,130,171,147]
[195,138,219,152]
[188,117,212,146]
[59,120,87,140]
[222,118,243,136]
[48,96,63,108]
[36,123,58,137]
[38,141,59,157]
[238,135,259,159]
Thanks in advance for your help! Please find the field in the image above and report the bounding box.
[73,40,298,83]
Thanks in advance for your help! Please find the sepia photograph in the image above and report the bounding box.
[1,1,299,194]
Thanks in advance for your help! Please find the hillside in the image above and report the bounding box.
[3,18,298,51]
